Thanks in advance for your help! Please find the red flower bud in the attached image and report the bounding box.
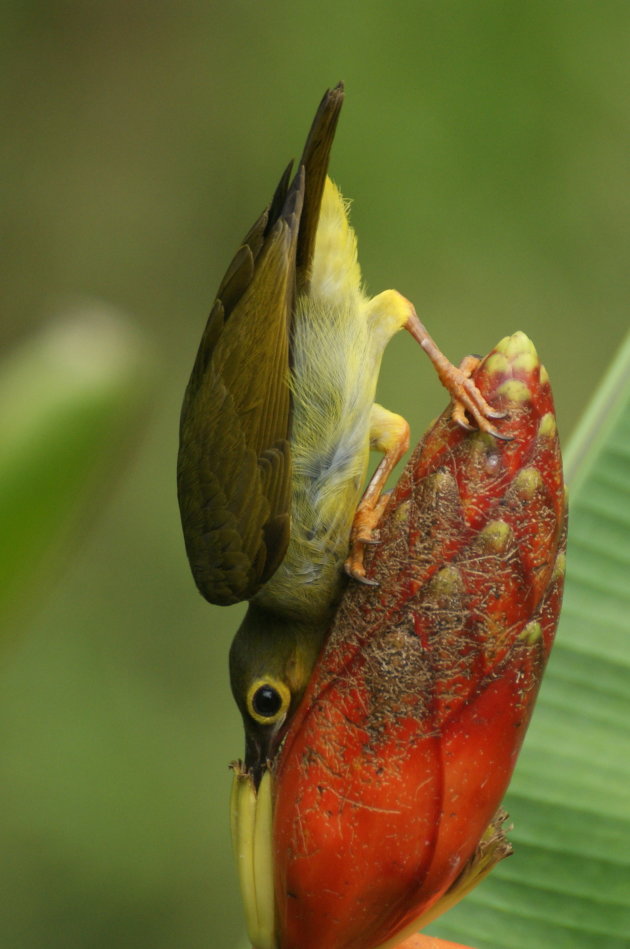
[272,332,567,949]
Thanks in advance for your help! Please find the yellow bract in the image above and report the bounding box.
[514,466,543,499]
[230,767,277,949]
[539,411,557,438]
[497,379,532,402]
[480,519,512,551]
[495,330,539,365]
[519,620,543,644]
[484,351,509,376]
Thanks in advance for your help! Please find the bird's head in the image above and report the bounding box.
[229,602,325,788]
[229,602,326,949]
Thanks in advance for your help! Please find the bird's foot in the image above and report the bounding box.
[344,492,391,585]
[448,354,511,440]
[404,309,508,439]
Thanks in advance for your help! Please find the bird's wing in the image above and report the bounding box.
[177,83,345,607]
[177,169,304,606]
[295,82,344,294]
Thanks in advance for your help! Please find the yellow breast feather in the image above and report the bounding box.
[254,176,401,621]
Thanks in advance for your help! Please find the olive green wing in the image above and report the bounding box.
[295,82,344,293]
[177,170,304,606]
[177,84,344,607]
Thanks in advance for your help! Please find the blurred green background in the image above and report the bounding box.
[1,2,628,948]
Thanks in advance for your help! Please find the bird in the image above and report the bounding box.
[177,83,504,788]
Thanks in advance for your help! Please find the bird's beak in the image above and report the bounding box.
[244,718,287,790]
[230,764,276,949]
[243,731,266,790]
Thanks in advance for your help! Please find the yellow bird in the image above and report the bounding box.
[177,83,501,785]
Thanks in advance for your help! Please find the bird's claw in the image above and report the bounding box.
[451,402,476,432]
[357,533,381,546]
[344,501,388,585]
[448,361,510,440]
[344,558,379,586]
[452,398,512,440]
[344,525,382,585]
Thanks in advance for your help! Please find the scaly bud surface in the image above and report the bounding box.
[272,332,567,949]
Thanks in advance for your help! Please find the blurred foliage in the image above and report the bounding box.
[0,3,628,949]
[0,305,151,634]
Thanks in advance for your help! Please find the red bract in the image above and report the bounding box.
[272,332,567,949]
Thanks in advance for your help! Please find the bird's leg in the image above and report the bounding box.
[344,404,410,585]
[450,353,484,431]
[344,291,508,585]
[403,304,508,439]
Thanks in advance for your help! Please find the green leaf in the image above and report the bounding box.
[0,304,152,639]
[426,333,630,948]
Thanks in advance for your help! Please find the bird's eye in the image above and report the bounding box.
[253,685,282,717]
[246,678,291,725]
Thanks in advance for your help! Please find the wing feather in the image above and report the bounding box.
[296,82,344,293]
[177,172,303,604]
[177,84,345,608]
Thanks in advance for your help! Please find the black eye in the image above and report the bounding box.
[246,677,291,724]
[252,684,282,718]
